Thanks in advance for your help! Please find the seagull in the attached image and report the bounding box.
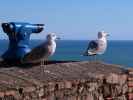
[22,33,59,67]
[83,31,109,60]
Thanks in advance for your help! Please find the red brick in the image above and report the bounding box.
[128,77,133,81]
[105,97,113,100]
[128,93,133,100]
[5,90,16,96]
[129,87,133,93]
[128,82,133,87]
[0,92,4,97]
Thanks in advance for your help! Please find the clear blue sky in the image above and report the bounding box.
[0,0,133,40]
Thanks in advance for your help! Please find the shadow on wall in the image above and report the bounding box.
[0,60,78,68]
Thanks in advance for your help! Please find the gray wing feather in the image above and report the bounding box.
[83,40,98,56]
[88,40,98,50]
[22,42,49,63]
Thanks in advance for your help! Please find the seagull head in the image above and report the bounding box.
[46,33,59,41]
[98,31,109,39]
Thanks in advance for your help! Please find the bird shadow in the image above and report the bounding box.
[0,60,78,69]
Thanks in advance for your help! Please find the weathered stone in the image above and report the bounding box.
[106,73,119,84]
[99,95,104,100]
[114,95,127,100]
[0,92,4,97]
[122,84,128,94]
[46,93,55,100]
[48,82,55,92]
[0,61,129,100]
[111,84,122,97]
[102,83,111,98]
[118,74,127,85]
[86,93,94,100]
[65,81,72,89]
[23,87,36,93]
[38,88,44,97]
[87,82,99,92]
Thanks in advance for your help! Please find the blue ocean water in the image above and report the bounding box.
[0,40,133,67]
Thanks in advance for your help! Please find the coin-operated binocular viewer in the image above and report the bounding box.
[1,22,44,62]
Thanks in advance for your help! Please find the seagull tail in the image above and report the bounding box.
[82,50,90,56]
[82,50,97,56]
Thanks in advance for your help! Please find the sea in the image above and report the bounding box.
[0,40,133,67]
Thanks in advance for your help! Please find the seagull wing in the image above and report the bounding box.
[88,40,98,50]
[22,41,50,63]
[84,40,98,56]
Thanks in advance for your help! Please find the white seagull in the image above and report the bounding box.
[22,33,58,66]
[83,31,109,59]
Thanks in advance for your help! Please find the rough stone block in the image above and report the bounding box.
[65,81,72,89]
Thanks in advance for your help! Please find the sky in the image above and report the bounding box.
[0,0,133,40]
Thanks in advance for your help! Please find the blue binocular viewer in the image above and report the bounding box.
[1,22,44,62]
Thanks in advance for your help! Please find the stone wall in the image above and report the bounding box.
[0,73,129,100]
[0,61,132,100]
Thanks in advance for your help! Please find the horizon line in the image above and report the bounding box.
[0,39,133,41]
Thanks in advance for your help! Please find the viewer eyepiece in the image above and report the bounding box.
[32,24,44,33]
[1,23,14,33]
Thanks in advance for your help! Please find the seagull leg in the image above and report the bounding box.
[43,58,49,76]
[44,59,46,71]
[44,58,48,72]
[41,59,44,76]
[45,58,48,69]
[43,59,46,77]
[45,58,48,65]
[94,55,97,62]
